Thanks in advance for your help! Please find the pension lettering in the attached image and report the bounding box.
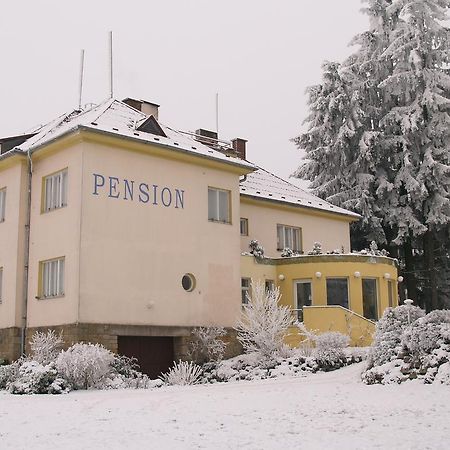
[92,173,184,209]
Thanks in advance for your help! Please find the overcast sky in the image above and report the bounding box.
[0,0,369,182]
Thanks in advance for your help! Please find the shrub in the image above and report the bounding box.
[56,343,114,390]
[8,361,69,395]
[235,282,293,360]
[29,330,64,365]
[314,332,350,368]
[189,327,227,364]
[160,360,203,386]
[367,304,425,368]
[363,307,450,385]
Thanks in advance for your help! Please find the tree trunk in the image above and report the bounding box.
[403,238,419,307]
[423,231,438,312]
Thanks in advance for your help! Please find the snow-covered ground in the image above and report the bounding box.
[1,362,449,450]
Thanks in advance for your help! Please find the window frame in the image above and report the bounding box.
[240,217,249,236]
[0,187,6,222]
[326,277,350,309]
[241,277,251,305]
[208,187,231,224]
[294,279,313,322]
[42,169,68,213]
[276,224,302,252]
[362,277,379,320]
[39,257,65,299]
[387,279,395,308]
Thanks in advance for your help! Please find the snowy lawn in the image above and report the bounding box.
[1,362,449,450]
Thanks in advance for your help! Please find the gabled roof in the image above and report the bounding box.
[240,166,360,220]
[1,98,254,171]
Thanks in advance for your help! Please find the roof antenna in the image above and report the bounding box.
[109,31,114,98]
[78,49,85,110]
[216,92,219,139]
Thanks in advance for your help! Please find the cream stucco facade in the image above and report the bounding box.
[0,98,399,374]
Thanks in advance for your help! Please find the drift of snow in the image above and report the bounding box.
[1,362,449,450]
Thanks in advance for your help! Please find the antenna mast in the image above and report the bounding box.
[109,31,114,98]
[216,92,219,138]
[78,49,85,110]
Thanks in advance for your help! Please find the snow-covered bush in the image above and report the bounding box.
[8,361,69,395]
[189,327,227,364]
[363,307,450,385]
[0,359,23,390]
[235,282,293,360]
[29,330,64,365]
[160,360,203,386]
[56,343,114,390]
[249,240,265,259]
[308,242,323,255]
[367,304,425,368]
[314,332,350,368]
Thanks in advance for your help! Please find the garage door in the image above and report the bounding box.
[118,336,174,379]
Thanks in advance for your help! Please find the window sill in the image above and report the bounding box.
[36,294,65,300]
[208,219,232,225]
[41,204,67,215]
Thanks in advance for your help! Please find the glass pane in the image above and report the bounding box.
[277,225,283,249]
[296,281,312,321]
[363,278,378,320]
[218,190,229,222]
[208,189,216,220]
[61,171,68,206]
[58,259,65,295]
[388,280,394,308]
[326,278,349,309]
[45,177,52,211]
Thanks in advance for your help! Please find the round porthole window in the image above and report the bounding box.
[182,273,196,292]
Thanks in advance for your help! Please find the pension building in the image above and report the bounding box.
[0,98,399,376]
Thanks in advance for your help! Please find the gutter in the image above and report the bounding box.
[20,149,32,355]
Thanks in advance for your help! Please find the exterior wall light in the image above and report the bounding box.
[315,271,322,279]
[354,271,361,278]
[397,276,404,283]
[278,274,285,281]
[384,273,391,279]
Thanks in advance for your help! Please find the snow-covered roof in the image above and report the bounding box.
[4,98,254,171]
[240,167,360,219]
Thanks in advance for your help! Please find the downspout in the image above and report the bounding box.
[21,149,33,356]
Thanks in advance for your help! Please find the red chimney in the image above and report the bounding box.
[231,138,247,160]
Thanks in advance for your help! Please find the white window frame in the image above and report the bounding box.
[277,224,302,252]
[241,278,251,305]
[0,188,6,222]
[240,217,249,236]
[0,267,3,304]
[208,187,231,224]
[40,257,65,299]
[43,169,68,212]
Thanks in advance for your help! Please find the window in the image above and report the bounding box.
[181,273,196,292]
[0,267,3,304]
[241,278,251,304]
[40,257,65,298]
[240,218,248,236]
[294,280,312,321]
[43,169,68,212]
[326,278,349,309]
[277,224,302,252]
[362,278,378,320]
[0,188,6,222]
[387,280,395,308]
[208,187,231,223]
[265,279,275,292]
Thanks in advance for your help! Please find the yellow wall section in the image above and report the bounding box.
[240,199,352,257]
[241,254,398,345]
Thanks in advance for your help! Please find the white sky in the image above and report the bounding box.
[0,0,368,181]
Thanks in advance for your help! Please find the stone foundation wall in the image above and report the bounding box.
[24,323,243,363]
[0,327,22,363]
